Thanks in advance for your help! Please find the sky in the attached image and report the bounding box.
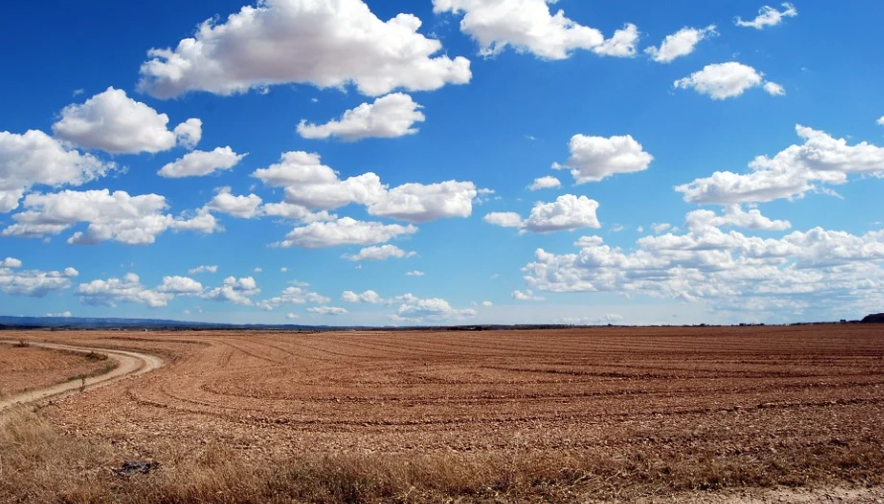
[1,0,883,326]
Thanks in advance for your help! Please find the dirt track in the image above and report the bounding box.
[0,340,164,412]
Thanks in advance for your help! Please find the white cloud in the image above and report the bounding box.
[156,276,204,295]
[553,133,653,183]
[763,81,786,96]
[76,273,173,308]
[343,244,416,261]
[676,125,884,205]
[368,180,478,223]
[513,289,545,301]
[2,189,220,245]
[281,267,288,273]
[206,187,263,218]
[297,93,425,141]
[645,25,716,63]
[522,217,884,318]
[341,290,384,304]
[253,267,263,273]
[259,286,330,310]
[406,270,425,277]
[52,87,200,154]
[0,259,78,298]
[878,116,884,126]
[0,130,113,213]
[685,206,791,232]
[204,276,260,306]
[138,0,471,98]
[46,311,73,318]
[254,152,480,222]
[188,265,218,275]
[486,194,600,234]
[652,223,672,234]
[277,217,417,248]
[307,306,349,316]
[736,3,798,29]
[433,0,638,60]
[158,147,246,178]
[674,62,782,100]
[484,212,524,228]
[481,301,493,307]
[173,119,203,150]
[393,293,475,321]
[286,313,299,320]
[528,176,561,191]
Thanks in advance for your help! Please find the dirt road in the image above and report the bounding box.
[0,340,163,412]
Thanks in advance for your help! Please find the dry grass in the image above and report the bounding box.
[1,408,882,504]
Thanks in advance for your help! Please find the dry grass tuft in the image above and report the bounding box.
[1,409,883,503]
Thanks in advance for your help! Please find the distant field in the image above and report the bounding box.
[2,325,883,503]
[0,342,111,399]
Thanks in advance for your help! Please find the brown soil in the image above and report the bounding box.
[3,324,883,503]
[0,342,112,399]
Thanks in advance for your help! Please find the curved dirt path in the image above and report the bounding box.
[0,340,164,412]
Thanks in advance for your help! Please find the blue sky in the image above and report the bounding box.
[1,0,883,325]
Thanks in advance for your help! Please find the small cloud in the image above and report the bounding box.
[651,223,671,234]
[280,267,289,273]
[513,290,545,302]
[406,270,425,277]
[611,224,625,232]
[46,311,73,318]
[637,226,645,233]
[286,313,299,320]
[72,89,85,96]
[525,135,537,141]
[254,267,263,273]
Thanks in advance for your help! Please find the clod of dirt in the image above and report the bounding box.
[114,461,161,475]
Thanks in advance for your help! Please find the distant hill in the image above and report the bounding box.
[0,316,329,331]
[861,313,884,323]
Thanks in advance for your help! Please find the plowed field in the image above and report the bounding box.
[3,324,883,503]
[0,343,112,399]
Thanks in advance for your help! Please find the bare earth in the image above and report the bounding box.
[0,342,112,399]
[0,340,164,412]
[3,324,883,503]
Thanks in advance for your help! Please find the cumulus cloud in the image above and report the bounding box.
[763,82,786,96]
[277,217,417,248]
[553,134,653,183]
[736,3,798,29]
[77,273,173,308]
[0,259,78,297]
[204,276,260,306]
[173,119,203,150]
[878,116,884,127]
[2,189,220,245]
[485,194,601,234]
[343,244,416,261]
[522,215,884,317]
[392,293,475,322]
[188,265,218,275]
[258,286,330,310]
[254,151,481,223]
[674,62,782,100]
[297,93,425,141]
[205,187,263,218]
[676,125,884,205]
[645,25,716,63]
[368,180,479,223]
[307,306,348,316]
[0,130,113,213]
[158,147,246,178]
[52,87,201,154]
[433,0,638,59]
[341,290,384,304]
[529,176,561,191]
[513,289,544,301]
[138,0,471,98]
[156,276,204,295]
